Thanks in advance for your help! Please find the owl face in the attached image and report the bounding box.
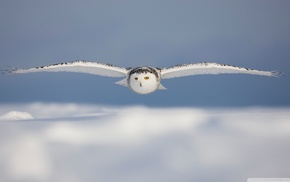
[128,67,160,94]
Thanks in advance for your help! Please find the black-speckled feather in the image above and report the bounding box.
[161,62,281,79]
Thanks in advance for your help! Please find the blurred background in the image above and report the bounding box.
[1,1,290,182]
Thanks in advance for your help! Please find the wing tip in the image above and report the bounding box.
[0,67,18,75]
[271,71,284,78]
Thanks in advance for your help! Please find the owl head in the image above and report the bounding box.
[128,67,161,94]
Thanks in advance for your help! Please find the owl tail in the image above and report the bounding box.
[158,83,167,90]
[115,78,167,90]
[115,78,128,87]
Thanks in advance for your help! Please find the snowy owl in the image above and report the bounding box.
[4,60,281,94]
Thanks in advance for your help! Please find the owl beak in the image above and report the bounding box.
[139,82,142,87]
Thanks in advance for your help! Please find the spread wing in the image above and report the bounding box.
[5,60,128,77]
[161,62,281,79]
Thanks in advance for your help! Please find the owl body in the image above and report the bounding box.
[5,60,280,94]
[127,66,161,94]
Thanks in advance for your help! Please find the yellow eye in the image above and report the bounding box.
[134,77,138,80]
[144,76,149,80]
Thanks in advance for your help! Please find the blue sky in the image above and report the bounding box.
[0,0,290,107]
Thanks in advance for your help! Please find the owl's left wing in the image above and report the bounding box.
[161,62,281,79]
[5,60,128,77]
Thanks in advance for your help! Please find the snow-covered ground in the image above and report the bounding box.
[0,103,290,182]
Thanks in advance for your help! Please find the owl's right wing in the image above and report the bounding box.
[161,62,281,79]
[5,60,129,77]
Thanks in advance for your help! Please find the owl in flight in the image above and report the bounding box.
[5,60,280,94]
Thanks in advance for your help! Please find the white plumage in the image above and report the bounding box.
[4,60,281,94]
[9,61,128,77]
[161,62,279,78]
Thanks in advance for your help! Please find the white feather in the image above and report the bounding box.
[8,60,128,78]
[161,62,281,79]
[3,61,282,94]
[115,78,128,87]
